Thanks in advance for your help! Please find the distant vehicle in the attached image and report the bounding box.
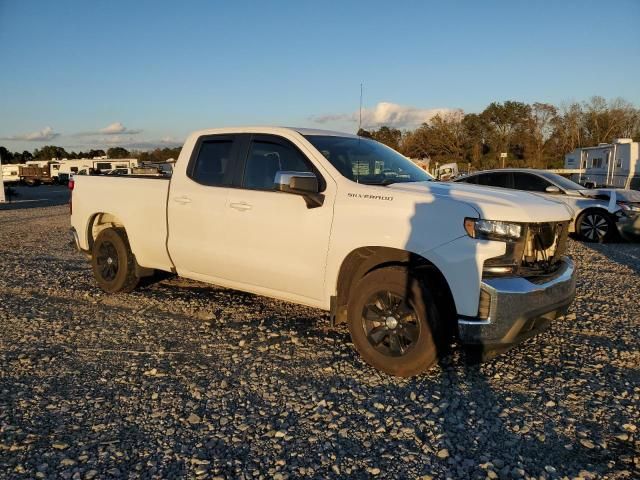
[19,165,55,186]
[454,168,625,242]
[70,127,576,377]
[434,162,459,181]
[585,189,640,241]
[102,166,168,177]
[57,172,71,185]
[1,164,21,184]
[104,167,132,176]
[53,158,139,180]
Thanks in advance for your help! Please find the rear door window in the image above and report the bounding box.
[189,136,237,187]
[478,172,512,188]
[459,175,479,184]
[513,172,552,192]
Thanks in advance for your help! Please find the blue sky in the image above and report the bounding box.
[1,0,639,152]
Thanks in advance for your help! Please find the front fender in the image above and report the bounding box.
[420,236,506,317]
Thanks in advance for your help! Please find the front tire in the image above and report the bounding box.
[347,267,440,377]
[91,228,139,293]
[576,209,613,243]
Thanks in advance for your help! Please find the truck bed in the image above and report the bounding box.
[71,175,174,271]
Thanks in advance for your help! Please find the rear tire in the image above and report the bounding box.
[91,228,139,293]
[347,267,440,377]
[576,209,613,243]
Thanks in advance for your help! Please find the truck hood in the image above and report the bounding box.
[387,181,573,223]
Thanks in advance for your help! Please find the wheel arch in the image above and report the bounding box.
[86,212,126,251]
[333,246,457,330]
[87,213,154,278]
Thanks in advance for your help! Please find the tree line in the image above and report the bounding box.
[0,145,182,164]
[358,96,640,169]
[2,96,638,169]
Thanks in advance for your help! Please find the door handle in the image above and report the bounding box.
[229,202,252,211]
[173,196,192,204]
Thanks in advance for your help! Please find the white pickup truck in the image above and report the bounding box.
[71,127,576,376]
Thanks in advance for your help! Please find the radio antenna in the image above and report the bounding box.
[358,83,363,132]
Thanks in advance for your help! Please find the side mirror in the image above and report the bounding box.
[545,185,561,194]
[274,171,324,208]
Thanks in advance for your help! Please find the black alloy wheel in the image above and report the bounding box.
[91,228,140,293]
[362,290,420,357]
[96,240,119,281]
[347,267,440,377]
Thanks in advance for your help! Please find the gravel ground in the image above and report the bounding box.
[0,202,638,479]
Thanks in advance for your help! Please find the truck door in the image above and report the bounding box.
[224,134,334,302]
[167,134,246,279]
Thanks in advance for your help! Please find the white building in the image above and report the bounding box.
[565,138,640,189]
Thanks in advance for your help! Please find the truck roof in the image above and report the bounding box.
[189,126,359,139]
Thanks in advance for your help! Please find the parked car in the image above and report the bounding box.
[56,172,70,185]
[434,162,459,181]
[70,127,576,377]
[585,188,640,241]
[454,168,625,242]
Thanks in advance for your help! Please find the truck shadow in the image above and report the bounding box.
[386,196,622,476]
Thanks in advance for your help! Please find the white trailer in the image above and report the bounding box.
[1,164,22,183]
[565,138,640,189]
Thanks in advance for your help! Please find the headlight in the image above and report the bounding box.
[464,218,523,241]
[618,202,640,213]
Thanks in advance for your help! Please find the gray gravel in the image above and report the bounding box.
[0,201,638,479]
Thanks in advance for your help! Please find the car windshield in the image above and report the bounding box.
[304,135,434,185]
[537,172,584,191]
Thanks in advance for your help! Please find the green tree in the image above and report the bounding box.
[462,113,491,169]
[107,147,130,159]
[0,146,15,164]
[526,102,558,168]
[87,149,106,158]
[481,101,531,165]
[34,145,68,160]
[371,126,402,150]
[137,147,181,163]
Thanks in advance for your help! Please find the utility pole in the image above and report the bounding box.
[0,153,6,203]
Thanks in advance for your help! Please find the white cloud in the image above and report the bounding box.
[75,122,142,136]
[311,102,458,129]
[1,126,60,141]
[99,122,141,135]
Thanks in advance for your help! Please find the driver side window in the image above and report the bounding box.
[243,140,311,190]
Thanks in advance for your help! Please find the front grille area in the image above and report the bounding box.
[520,221,569,277]
[482,221,569,279]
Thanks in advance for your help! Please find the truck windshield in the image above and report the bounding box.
[304,135,433,185]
